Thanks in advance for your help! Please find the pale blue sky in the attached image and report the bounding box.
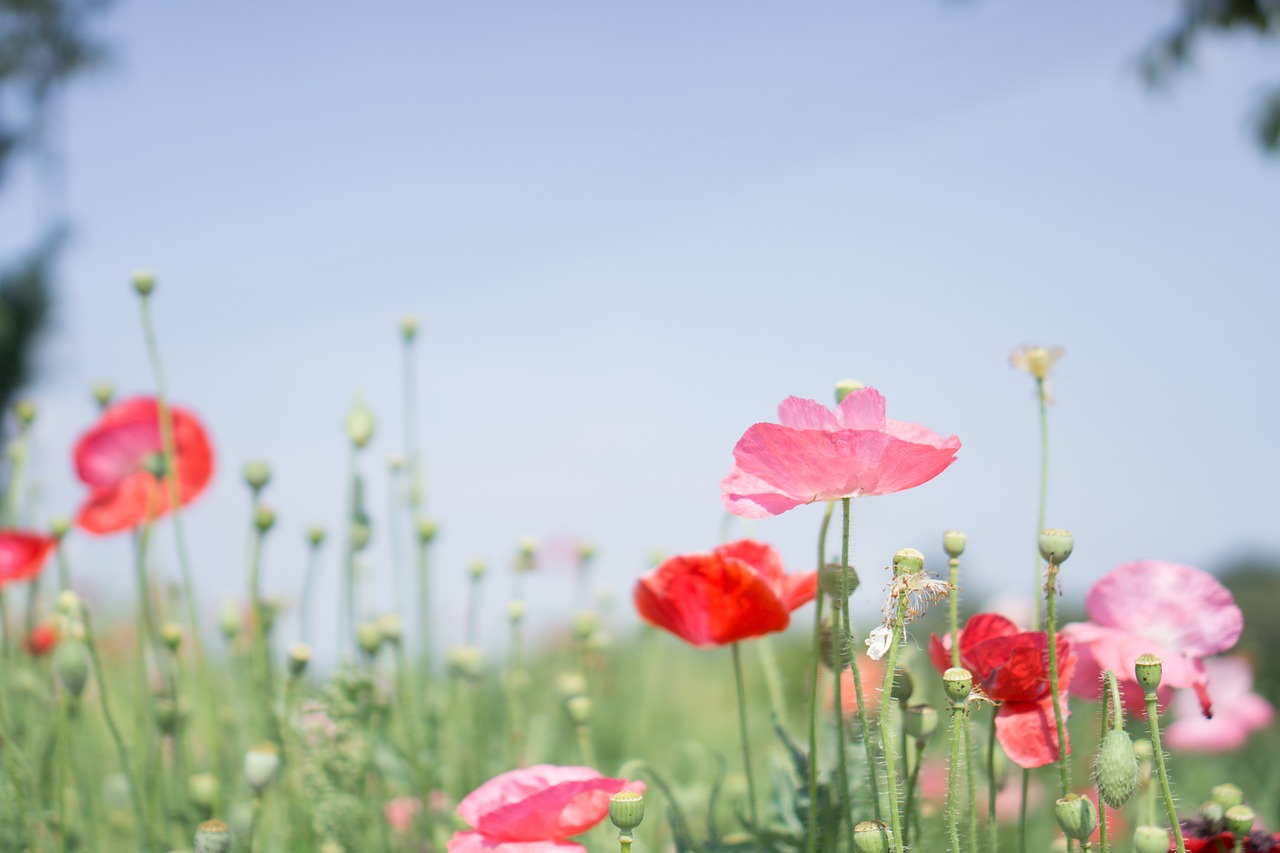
[2,2,1277,660]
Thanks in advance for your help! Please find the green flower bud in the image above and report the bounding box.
[467,557,486,579]
[160,622,184,653]
[507,600,525,624]
[307,526,326,547]
[566,696,591,725]
[356,622,383,657]
[387,454,404,473]
[1211,783,1245,810]
[346,397,375,448]
[287,643,310,677]
[417,517,439,545]
[835,379,865,404]
[891,667,914,703]
[54,640,89,698]
[1134,654,1163,691]
[1225,804,1255,837]
[943,667,972,704]
[573,611,597,642]
[400,315,419,342]
[56,590,81,617]
[1054,793,1098,843]
[253,506,276,533]
[350,521,371,552]
[448,646,483,680]
[942,530,966,558]
[1133,825,1169,853]
[818,621,851,672]
[218,602,241,642]
[91,380,115,409]
[892,548,925,575]
[1093,728,1139,808]
[1038,529,1074,564]
[188,773,218,809]
[608,791,645,832]
[244,742,280,793]
[555,672,587,700]
[851,819,891,853]
[1199,800,1225,823]
[377,614,403,645]
[194,818,231,853]
[902,704,939,742]
[155,698,182,734]
[49,516,71,540]
[142,452,167,479]
[242,460,271,492]
[819,562,860,600]
[132,270,156,297]
[516,536,538,570]
[577,541,596,562]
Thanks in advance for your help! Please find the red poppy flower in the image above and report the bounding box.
[929,613,1075,768]
[1178,820,1280,852]
[0,530,55,587]
[25,623,58,656]
[73,397,214,534]
[634,539,817,647]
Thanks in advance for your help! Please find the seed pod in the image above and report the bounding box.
[1133,825,1169,853]
[943,667,972,704]
[244,742,280,793]
[194,818,231,853]
[1054,793,1097,842]
[54,640,89,698]
[851,819,891,853]
[1134,654,1163,691]
[609,791,645,831]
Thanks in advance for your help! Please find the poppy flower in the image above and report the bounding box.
[25,623,58,656]
[721,387,960,519]
[0,530,55,587]
[1062,561,1242,718]
[633,539,817,647]
[1166,656,1273,753]
[73,397,215,534]
[384,796,422,834]
[447,765,644,853]
[929,613,1075,768]
[1178,818,1280,852]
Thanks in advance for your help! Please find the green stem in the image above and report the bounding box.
[840,497,881,822]
[878,589,909,853]
[904,734,928,847]
[947,701,963,853]
[1032,376,1049,631]
[732,641,760,830]
[1097,676,1111,853]
[301,539,322,647]
[1145,690,1186,853]
[831,501,854,844]
[1044,559,1070,798]
[0,689,35,852]
[755,636,787,728]
[964,705,978,853]
[987,707,999,853]
[806,501,834,853]
[341,444,358,659]
[1019,768,1029,853]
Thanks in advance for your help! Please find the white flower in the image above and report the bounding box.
[865,625,893,661]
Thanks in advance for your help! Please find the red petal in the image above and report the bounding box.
[634,551,790,647]
[995,695,1069,768]
[0,530,56,586]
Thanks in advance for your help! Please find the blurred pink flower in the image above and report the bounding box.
[721,388,959,519]
[1063,561,1242,717]
[384,796,422,833]
[448,765,644,853]
[1166,656,1273,752]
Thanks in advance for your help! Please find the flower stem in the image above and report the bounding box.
[840,497,881,823]
[1032,376,1049,631]
[830,500,854,844]
[1145,689,1186,853]
[732,641,760,830]
[948,554,961,669]
[806,501,834,853]
[301,537,323,647]
[878,585,910,853]
[987,707,999,853]
[964,705,978,853]
[947,699,963,853]
[1044,558,1071,798]
[1097,672,1114,853]
[1019,768,1029,853]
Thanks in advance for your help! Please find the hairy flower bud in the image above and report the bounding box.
[819,562,860,601]
[891,667,914,703]
[1094,728,1139,808]
[1054,793,1098,842]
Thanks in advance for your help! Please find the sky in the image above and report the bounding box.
[1,1,1277,662]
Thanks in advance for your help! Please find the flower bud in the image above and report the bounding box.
[609,791,645,832]
[1054,794,1097,843]
[253,506,276,534]
[566,696,592,725]
[891,667,914,703]
[218,603,241,641]
[160,622,183,653]
[1093,728,1139,808]
[188,772,218,809]
[155,698,181,734]
[346,397,375,448]
[388,454,404,473]
[356,622,383,657]
[400,315,419,342]
[1133,825,1169,853]
[851,819,891,853]
[892,548,925,575]
[244,742,281,793]
[448,646,483,680]
[516,537,538,570]
[943,667,972,704]
[1134,654,1163,691]
[467,557,486,579]
[507,600,525,625]
[1199,800,1225,823]
[307,526,326,547]
[573,611,597,642]
[819,621,851,672]
[1225,804,1255,837]
[942,530,966,558]
[91,380,115,409]
[417,517,438,545]
[242,460,271,492]
[835,379,865,404]
[1038,529,1074,565]
[902,704,938,742]
[1211,783,1244,809]
[56,590,80,617]
[350,521,372,552]
[54,640,89,698]
[819,562,860,600]
[194,818,231,853]
[287,643,311,677]
[142,452,167,479]
[377,613,404,645]
[577,541,596,562]
[132,270,156,297]
[49,516,71,540]
[555,672,587,700]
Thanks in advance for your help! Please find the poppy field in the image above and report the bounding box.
[0,277,1277,853]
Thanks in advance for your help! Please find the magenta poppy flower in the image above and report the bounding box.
[929,613,1075,768]
[721,388,960,519]
[1166,656,1273,752]
[0,530,56,587]
[1062,561,1242,717]
[447,765,644,853]
[73,397,215,535]
[633,539,817,647]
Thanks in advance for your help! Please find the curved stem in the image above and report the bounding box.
[1145,690,1186,853]
[732,641,760,830]
[806,501,834,853]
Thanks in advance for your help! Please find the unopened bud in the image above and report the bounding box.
[218,602,241,641]
[943,667,972,704]
[49,516,71,540]
[194,818,231,853]
[556,672,587,700]
[1211,783,1245,810]
[891,667,914,703]
[356,622,383,656]
[91,380,115,409]
[1093,728,1139,808]
[1134,654,1163,691]
[377,614,404,645]
[350,521,371,552]
[160,622,183,652]
[573,611,597,642]
[851,819,891,853]
[1133,825,1169,853]
[307,526,326,548]
[819,562,860,600]
[566,696,592,725]
[819,621,851,672]
[609,791,645,832]
[448,646,483,680]
[56,590,80,617]
[155,698,181,734]
[903,704,939,742]
[244,742,281,793]
[131,270,156,297]
[287,643,311,677]
[142,452,167,479]
[577,541,596,562]
[254,506,276,533]
[835,379,865,404]
[942,530,966,558]
[242,460,271,492]
[417,517,438,545]
[1038,529,1074,565]
[1054,793,1097,842]
[467,557,486,579]
[400,315,418,342]
[516,537,538,570]
[892,548,925,575]
[54,640,90,698]
[346,397,375,448]
[507,600,525,624]
[188,773,218,809]
[1225,804,1255,837]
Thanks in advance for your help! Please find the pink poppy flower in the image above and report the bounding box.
[634,539,817,647]
[448,765,644,853]
[1062,561,1242,718]
[1166,656,1273,752]
[721,388,960,519]
[73,397,214,535]
[929,613,1075,768]
[384,796,422,833]
[0,530,56,587]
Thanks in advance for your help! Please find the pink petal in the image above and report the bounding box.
[833,387,886,431]
[1084,561,1242,658]
[883,418,959,450]
[1069,625,1203,690]
[447,832,585,853]
[996,695,1070,768]
[460,766,640,841]
[0,531,56,586]
[74,399,164,486]
[776,397,838,431]
[720,466,808,519]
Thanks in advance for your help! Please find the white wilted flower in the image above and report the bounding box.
[865,568,951,661]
